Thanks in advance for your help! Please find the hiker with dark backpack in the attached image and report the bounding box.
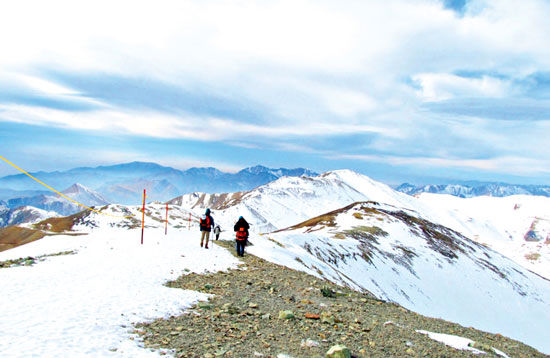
[233,216,249,257]
[214,225,221,240]
[199,208,215,249]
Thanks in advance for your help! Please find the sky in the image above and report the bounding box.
[1,0,550,185]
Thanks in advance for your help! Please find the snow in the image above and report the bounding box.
[0,205,60,227]
[0,206,241,357]
[416,193,550,279]
[416,330,486,355]
[61,182,109,206]
[416,330,511,357]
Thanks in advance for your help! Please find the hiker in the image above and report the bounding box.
[199,208,215,249]
[214,225,221,240]
[233,216,249,257]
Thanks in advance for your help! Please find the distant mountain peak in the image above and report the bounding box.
[62,183,89,194]
[239,165,318,178]
[59,183,109,207]
[184,167,223,175]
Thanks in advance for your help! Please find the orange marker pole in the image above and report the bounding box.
[188,213,191,230]
[165,203,168,235]
[141,189,146,245]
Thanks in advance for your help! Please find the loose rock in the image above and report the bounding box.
[326,344,351,358]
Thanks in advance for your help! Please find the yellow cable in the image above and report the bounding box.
[0,154,134,219]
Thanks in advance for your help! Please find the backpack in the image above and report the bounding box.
[236,227,247,241]
[200,215,211,230]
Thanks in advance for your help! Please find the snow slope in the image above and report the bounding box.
[0,204,241,357]
[416,193,550,279]
[0,205,60,227]
[245,202,550,354]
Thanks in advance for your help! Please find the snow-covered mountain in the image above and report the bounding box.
[3,183,108,220]
[248,201,550,354]
[397,182,550,198]
[415,193,550,280]
[0,205,59,227]
[61,183,109,206]
[168,170,419,233]
[169,170,550,281]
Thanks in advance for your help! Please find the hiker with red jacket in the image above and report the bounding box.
[234,216,249,257]
[199,208,215,249]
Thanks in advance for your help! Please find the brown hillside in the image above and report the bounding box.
[0,210,88,252]
[0,227,46,252]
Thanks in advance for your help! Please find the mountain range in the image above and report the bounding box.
[396,182,550,198]
[0,162,317,205]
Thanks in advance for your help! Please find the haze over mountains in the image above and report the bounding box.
[2,161,550,209]
[0,162,318,205]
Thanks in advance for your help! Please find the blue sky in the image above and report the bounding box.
[1,0,549,185]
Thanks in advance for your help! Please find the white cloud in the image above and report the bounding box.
[0,103,397,140]
[412,73,514,101]
[11,73,79,96]
[1,0,550,181]
[331,153,550,176]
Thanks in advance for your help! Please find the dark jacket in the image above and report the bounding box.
[234,217,250,238]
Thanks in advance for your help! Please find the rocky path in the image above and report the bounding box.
[136,240,546,357]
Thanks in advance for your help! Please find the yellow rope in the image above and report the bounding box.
[0,154,134,218]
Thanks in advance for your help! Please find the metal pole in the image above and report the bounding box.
[141,189,146,244]
[165,203,168,235]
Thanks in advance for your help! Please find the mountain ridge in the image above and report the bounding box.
[397,182,550,198]
[0,162,318,204]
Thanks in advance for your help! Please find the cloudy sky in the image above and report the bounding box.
[0,0,549,185]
